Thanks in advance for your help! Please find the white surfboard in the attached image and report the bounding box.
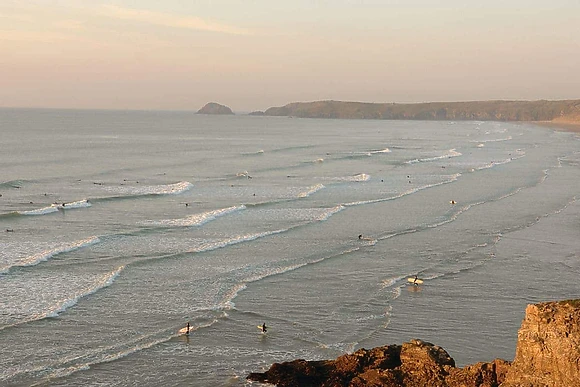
[257,325,268,333]
[179,326,191,335]
[407,277,424,285]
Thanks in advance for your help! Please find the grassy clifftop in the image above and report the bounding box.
[262,99,580,122]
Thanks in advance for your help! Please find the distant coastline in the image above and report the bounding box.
[250,99,580,126]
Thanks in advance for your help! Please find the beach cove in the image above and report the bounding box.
[1,109,579,386]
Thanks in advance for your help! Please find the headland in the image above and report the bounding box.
[247,299,580,387]
[257,99,580,125]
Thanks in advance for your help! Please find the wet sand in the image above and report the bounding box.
[532,120,580,133]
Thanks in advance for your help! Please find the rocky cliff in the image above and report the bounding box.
[247,299,580,386]
[501,300,580,387]
[196,102,234,115]
[259,100,580,123]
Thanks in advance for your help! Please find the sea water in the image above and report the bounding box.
[1,108,579,386]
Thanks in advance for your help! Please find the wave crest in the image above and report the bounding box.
[144,205,246,227]
[0,237,100,274]
[106,181,193,196]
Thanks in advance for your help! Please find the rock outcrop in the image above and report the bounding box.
[196,102,234,115]
[502,300,580,387]
[247,340,509,387]
[247,300,580,386]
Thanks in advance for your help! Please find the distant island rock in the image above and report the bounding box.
[248,111,265,116]
[261,99,580,123]
[247,299,580,387]
[197,102,234,115]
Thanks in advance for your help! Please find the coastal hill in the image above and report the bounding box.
[247,299,580,387]
[257,99,580,123]
[197,102,234,115]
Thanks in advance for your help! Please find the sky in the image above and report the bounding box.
[1,0,579,112]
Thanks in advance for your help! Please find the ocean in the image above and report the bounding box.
[1,108,579,386]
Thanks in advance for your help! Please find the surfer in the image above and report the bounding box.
[261,323,267,333]
[358,234,363,240]
[186,322,190,335]
[413,275,419,286]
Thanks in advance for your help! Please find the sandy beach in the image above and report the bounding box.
[533,120,580,133]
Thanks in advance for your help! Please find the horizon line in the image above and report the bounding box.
[2,97,579,115]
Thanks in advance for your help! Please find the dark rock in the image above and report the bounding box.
[247,341,465,387]
[196,102,234,115]
[247,300,580,386]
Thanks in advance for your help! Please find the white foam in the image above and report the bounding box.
[41,266,124,319]
[220,262,310,310]
[106,181,193,196]
[315,205,345,221]
[0,266,127,333]
[20,206,59,216]
[218,261,310,310]
[406,148,462,164]
[298,184,325,198]
[326,173,371,182]
[356,311,389,323]
[344,173,461,207]
[370,148,391,154]
[24,316,217,383]
[321,342,357,354]
[392,286,402,299]
[381,274,407,289]
[474,151,525,171]
[477,136,513,143]
[218,247,360,310]
[193,229,287,255]
[61,199,92,209]
[144,205,245,227]
[19,199,91,216]
[0,237,100,273]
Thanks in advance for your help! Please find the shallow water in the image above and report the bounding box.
[1,109,579,386]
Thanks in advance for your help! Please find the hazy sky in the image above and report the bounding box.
[1,0,579,112]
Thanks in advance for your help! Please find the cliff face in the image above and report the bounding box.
[502,300,580,387]
[262,100,580,122]
[196,102,234,115]
[247,300,580,387]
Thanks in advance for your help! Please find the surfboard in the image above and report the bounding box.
[179,326,191,335]
[407,277,424,285]
[257,325,267,333]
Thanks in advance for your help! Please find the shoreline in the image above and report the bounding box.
[247,300,580,387]
[530,120,580,133]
